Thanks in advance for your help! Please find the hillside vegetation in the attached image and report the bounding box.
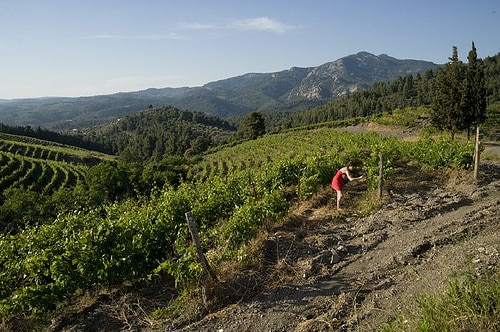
[66,50,499,164]
[0,132,117,233]
[0,46,498,331]
[0,108,484,330]
[76,106,236,163]
[272,51,499,136]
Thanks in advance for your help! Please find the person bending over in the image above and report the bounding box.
[331,161,363,210]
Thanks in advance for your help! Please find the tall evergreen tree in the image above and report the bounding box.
[241,112,266,139]
[432,46,467,139]
[463,42,487,139]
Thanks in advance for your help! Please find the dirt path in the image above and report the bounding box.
[168,161,499,332]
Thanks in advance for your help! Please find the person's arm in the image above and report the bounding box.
[345,170,363,181]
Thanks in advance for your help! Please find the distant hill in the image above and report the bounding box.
[0,52,439,130]
[79,106,237,162]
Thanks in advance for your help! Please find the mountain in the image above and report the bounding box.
[0,52,439,130]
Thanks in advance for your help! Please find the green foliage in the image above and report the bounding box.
[432,44,488,139]
[0,127,478,320]
[275,158,305,188]
[0,51,442,131]
[240,112,266,140]
[379,269,500,332]
[219,190,287,254]
[189,175,247,228]
[363,137,399,189]
[432,47,467,138]
[274,70,438,130]
[484,53,500,105]
[407,134,474,170]
[464,42,487,129]
[80,106,236,163]
[141,155,190,192]
[0,131,116,232]
[300,154,340,197]
[0,151,88,194]
[417,271,500,331]
[0,188,50,232]
[0,196,183,317]
[0,125,109,154]
[0,48,497,326]
[370,107,428,127]
[85,161,138,204]
[0,132,108,165]
[484,100,500,139]
[152,245,201,289]
[268,51,499,134]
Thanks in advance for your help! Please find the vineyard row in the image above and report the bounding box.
[0,151,86,195]
[0,139,101,166]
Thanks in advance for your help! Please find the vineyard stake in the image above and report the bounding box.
[474,126,480,181]
[378,153,384,199]
[185,211,218,305]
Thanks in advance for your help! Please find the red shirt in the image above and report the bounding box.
[331,169,346,191]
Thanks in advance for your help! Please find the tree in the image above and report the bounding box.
[184,135,212,157]
[85,161,134,204]
[241,112,266,139]
[432,46,467,139]
[403,74,416,103]
[431,44,488,140]
[141,155,189,192]
[463,42,487,139]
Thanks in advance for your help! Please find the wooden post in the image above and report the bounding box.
[378,153,384,199]
[185,211,215,305]
[297,167,301,200]
[474,127,480,181]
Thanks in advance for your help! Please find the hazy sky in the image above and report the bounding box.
[1,0,499,99]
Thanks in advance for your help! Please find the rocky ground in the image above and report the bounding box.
[37,127,500,332]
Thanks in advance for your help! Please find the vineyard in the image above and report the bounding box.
[0,132,109,195]
[191,127,474,190]
[0,120,477,328]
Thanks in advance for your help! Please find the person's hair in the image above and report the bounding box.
[346,161,354,168]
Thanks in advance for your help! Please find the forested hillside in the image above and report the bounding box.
[268,51,500,133]
[57,50,499,165]
[0,123,110,153]
[484,51,500,131]
[75,106,237,162]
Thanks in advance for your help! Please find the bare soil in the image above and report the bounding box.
[27,126,500,332]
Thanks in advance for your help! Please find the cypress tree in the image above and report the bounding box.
[432,46,467,139]
[432,63,453,136]
[241,112,266,140]
[464,42,487,139]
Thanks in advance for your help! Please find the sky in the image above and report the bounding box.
[1,0,499,100]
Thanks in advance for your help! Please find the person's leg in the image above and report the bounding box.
[336,190,343,210]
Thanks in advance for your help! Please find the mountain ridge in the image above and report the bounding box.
[0,51,439,130]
